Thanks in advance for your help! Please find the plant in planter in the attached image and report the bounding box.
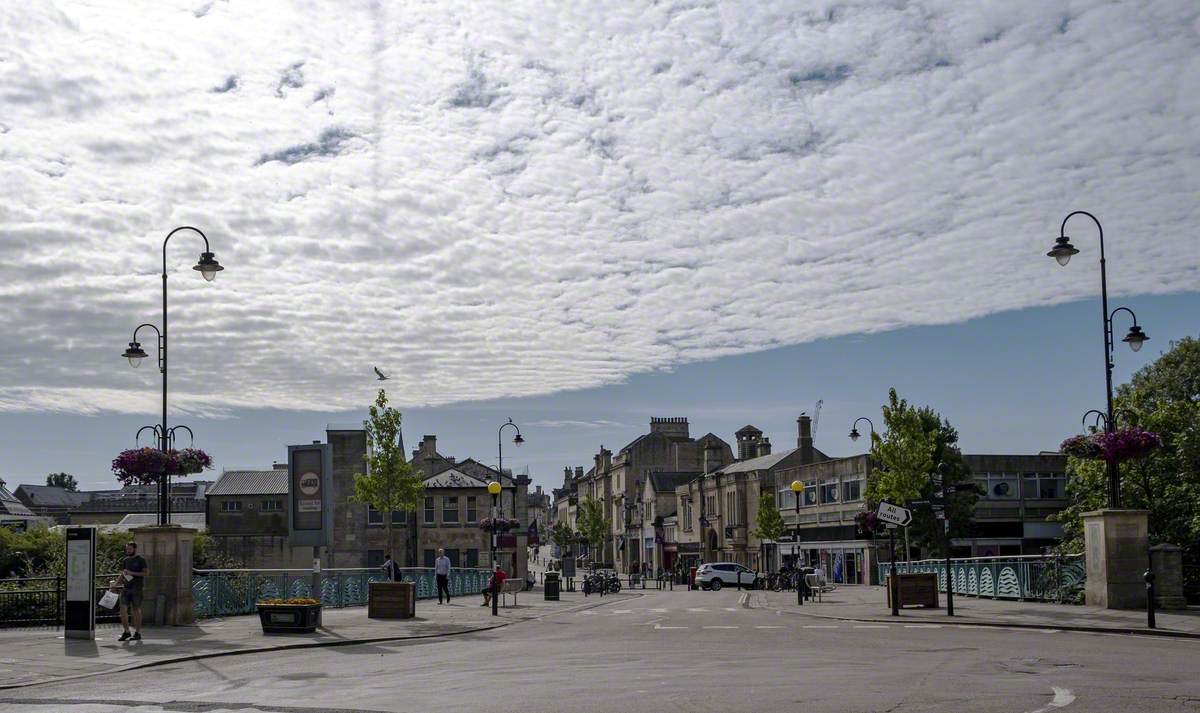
[1059,428,1162,464]
[256,597,322,633]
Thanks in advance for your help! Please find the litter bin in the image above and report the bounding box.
[544,572,560,601]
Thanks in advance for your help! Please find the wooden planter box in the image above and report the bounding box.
[257,603,322,633]
[886,573,939,609]
[368,581,415,619]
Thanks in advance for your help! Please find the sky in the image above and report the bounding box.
[0,1,1197,492]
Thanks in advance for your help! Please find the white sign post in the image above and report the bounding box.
[876,501,912,528]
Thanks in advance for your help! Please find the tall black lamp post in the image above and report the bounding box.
[497,418,524,577]
[487,480,502,616]
[935,462,955,617]
[1047,211,1148,508]
[122,226,224,525]
[789,480,803,607]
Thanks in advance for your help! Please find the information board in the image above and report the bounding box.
[288,443,332,547]
[64,527,96,640]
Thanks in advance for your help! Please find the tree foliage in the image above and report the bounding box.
[1055,338,1200,572]
[867,388,976,554]
[751,491,785,543]
[349,390,424,560]
[575,495,610,559]
[548,520,577,550]
[45,473,78,491]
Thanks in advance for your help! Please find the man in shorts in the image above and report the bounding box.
[118,541,148,641]
[481,566,507,607]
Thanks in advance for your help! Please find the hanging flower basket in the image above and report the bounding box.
[112,446,214,485]
[478,518,521,532]
[1059,428,1162,464]
[854,510,885,534]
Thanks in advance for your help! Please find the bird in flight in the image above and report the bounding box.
[374,367,389,381]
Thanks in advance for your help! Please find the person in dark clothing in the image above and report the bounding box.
[118,542,148,641]
[381,553,402,582]
[434,549,451,604]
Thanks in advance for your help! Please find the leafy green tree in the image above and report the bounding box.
[548,520,576,549]
[751,491,785,572]
[1054,338,1200,575]
[867,388,976,555]
[576,495,610,564]
[45,473,78,491]
[350,390,425,564]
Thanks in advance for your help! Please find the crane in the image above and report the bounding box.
[812,399,823,440]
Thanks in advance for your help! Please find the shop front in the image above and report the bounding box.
[779,539,877,585]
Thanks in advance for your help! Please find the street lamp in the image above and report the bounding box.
[121,226,224,525]
[488,479,502,617]
[935,462,955,617]
[1047,211,1149,508]
[497,418,524,581]
[790,480,803,607]
[849,417,875,443]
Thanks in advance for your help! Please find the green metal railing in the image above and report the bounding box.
[192,567,493,619]
[877,554,1085,603]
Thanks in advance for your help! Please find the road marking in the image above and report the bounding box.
[612,609,633,614]
[723,607,739,612]
[649,608,668,613]
[853,625,889,629]
[1025,687,1075,713]
[703,626,738,629]
[904,624,942,629]
[802,625,838,629]
[686,608,709,612]
[754,625,784,629]
[1039,629,1061,634]
[654,624,688,630]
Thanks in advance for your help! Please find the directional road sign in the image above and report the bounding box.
[876,501,912,527]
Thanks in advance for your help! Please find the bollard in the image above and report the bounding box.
[1145,569,1156,629]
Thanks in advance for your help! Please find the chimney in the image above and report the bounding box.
[536,485,542,496]
[649,417,690,439]
[758,437,772,457]
[575,466,584,479]
[797,415,814,464]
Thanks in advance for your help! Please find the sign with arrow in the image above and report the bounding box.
[876,501,912,527]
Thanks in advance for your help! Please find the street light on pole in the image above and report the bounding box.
[790,480,803,607]
[497,418,524,580]
[122,226,224,525]
[487,479,502,617]
[848,417,875,444]
[1046,211,1149,508]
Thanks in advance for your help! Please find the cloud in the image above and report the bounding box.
[0,0,1197,417]
[527,419,630,429]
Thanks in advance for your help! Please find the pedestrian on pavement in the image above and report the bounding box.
[435,548,452,604]
[118,541,148,642]
[381,553,402,582]
[482,566,507,607]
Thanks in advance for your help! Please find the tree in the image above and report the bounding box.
[576,495,610,566]
[548,520,576,550]
[1054,338,1200,577]
[867,388,976,556]
[45,473,77,491]
[349,390,425,565]
[751,491,785,572]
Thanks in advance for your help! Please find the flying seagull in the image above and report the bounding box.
[374,367,389,381]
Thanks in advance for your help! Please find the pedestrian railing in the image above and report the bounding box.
[0,574,123,628]
[191,567,493,619]
[876,554,1085,603]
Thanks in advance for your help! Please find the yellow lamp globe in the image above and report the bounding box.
[487,481,502,496]
[790,480,803,493]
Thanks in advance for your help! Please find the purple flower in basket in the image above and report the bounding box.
[112,446,214,485]
[1094,428,1163,463]
[1059,434,1103,460]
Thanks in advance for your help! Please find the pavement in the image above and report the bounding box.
[747,584,1200,637]
[0,586,631,690]
[2,587,1198,713]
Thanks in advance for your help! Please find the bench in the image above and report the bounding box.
[498,578,525,607]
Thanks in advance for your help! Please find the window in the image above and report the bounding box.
[466,549,479,568]
[391,510,407,525]
[820,480,838,504]
[803,481,817,506]
[423,549,436,568]
[1022,473,1065,499]
[423,497,435,524]
[262,499,283,512]
[443,496,459,523]
[467,496,478,523]
[842,479,862,502]
[221,500,242,512]
[980,472,1019,500]
[445,548,461,566]
[367,550,385,567]
[367,505,384,526]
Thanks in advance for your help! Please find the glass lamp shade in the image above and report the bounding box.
[1123,325,1148,352]
[849,428,860,442]
[487,481,502,495]
[1047,236,1079,267]
[513,433,524,447]
[790,480,803,493]
[122,342,148,368]
[193,252,224,282]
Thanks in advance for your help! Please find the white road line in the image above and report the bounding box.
[654,624,688,630]
[686,608,709,612]
[1039,629,1062,634]
[648,608,668,613]
[723,607,739,612]
[904,624,942,629]
[703,626,738,629]
[853,625,889,629]
[802,625,838,629]
[754,625,784,629]
[612,609,633,614]
[1025,687,1076,713]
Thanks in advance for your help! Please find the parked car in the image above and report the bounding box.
[696,562,758,591]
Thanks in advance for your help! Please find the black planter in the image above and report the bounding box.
[257,603,322,634]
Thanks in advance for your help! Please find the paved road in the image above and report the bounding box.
[2,589,1197,713]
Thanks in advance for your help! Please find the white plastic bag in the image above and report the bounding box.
[98,590,119,610]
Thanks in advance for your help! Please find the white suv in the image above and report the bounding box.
[696,562,758,591]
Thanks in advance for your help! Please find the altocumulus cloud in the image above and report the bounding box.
[0,0,1197,417]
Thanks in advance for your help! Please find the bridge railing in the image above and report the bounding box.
[876,553,1085,603]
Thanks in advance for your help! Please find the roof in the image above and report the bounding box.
[0,480,36,517]
[719,448,801,474]
[647,472,699,493]
[423,468,489,489]
[116,512,206,530]
[14,484,90,509]
[208,469,289,496]
[735,425,763,435]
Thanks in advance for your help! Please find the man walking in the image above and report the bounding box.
[118,541,148,641]
[434,548,452,604]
